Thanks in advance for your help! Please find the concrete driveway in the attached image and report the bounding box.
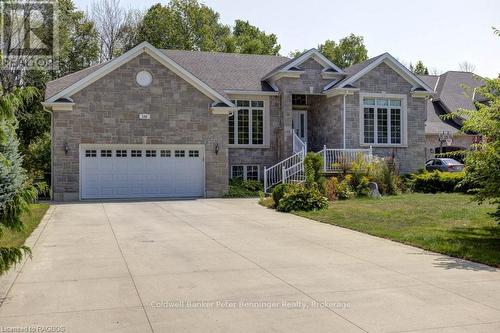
[1,199,499,332]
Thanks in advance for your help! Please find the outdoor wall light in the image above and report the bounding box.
[64,142,69,155]
[215,143,220,155]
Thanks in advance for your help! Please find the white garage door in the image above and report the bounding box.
[80,145,205,199]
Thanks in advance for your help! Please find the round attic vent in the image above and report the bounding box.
[136,70,153,87]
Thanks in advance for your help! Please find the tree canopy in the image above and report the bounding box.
[459,78,500,221]
[135,0,231,52]
[410,61,429,75]
[318,34,368,68]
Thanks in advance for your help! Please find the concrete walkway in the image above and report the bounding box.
[0,199,499,332]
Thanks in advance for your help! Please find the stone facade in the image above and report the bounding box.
[52,53,228,200]
[228,95,282,178]
[51,51,430,200]
[307,62,426,173]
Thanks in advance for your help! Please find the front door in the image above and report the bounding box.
[292,110,307,143]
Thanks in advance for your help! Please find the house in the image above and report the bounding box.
[419,71,485,161]
[43,42,434,200]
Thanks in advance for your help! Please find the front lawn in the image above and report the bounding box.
[0,204,50,248]
[296,193,500,267]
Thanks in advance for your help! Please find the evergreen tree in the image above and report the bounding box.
[0,87,40,274]
[413,60,429,75]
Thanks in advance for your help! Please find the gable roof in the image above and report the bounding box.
[44,43,233,106]
[332,53,434,93]
[419,71,485,134]
[45,44,290,102]
[262,48,345,80]
[161,49,290,95]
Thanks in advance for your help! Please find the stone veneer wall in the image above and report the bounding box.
[343,62,427,173]
[52,52,228,200]
[228,95,282,178]
[274,58,337,157]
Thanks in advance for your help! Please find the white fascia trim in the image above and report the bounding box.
[41,102,75,111]
[271,70,304,81]
[224,90,279,96]
[324,87,359,98]
[46,41,235,107]
[321,71,342,80]
[411,91,435,98]
[323,79,339,91]
[262,49,344,81]
[337,53,434,93]
[211,106,238,115]
[284,49,345,74]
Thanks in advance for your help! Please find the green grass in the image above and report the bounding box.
[296,193,500,267]
[0,204,50,248]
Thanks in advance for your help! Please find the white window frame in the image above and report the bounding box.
[359,93,408,147]
[228,95,270,148]
[231,165,260,181]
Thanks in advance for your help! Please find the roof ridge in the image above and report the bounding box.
[161,49,290,60]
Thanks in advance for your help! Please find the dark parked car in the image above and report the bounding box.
[425,158,464,172]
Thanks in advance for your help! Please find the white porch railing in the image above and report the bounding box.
[264,150,305,193]
[319,146,373,173]
[292,130,307,154]
[264,131,307,193]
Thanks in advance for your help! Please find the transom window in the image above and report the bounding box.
[229,99,264,145]
[160,150,171,157]
[292,94,307,106]
[131,150,142,157]
[85,150,97,157]
[363,98,402,145]
[145,150,156,157]
[100,150,112,157]
[175,150,185,157]
[116,150,127,157]
[188,150,199,157]
[231,165,260,181]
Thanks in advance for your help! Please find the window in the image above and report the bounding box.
[231,166,244,179]
[175,150,185,157]
[146,150,156,157]
[188,150,199,157]
[292,94,307,106]
[116,150,127,157]
[131,150,142,157]
[160,150,171,157]
[100,150,112,157]
[85,150,97,157]
[231,165,260,181]
[228,99,265,145]
[362,97,403,145]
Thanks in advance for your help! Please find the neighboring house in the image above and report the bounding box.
[419,71,485,161]
[43,42,434,200]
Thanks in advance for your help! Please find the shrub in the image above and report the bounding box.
[23,132,50,181]
[369,157,400,195]
[277,185,328,212]
[224,179,263,198]
[271,183,298,206]
[304,152,325,192]
[258,192,275,208]
[412,171,466,193]
[349,154,371,195]
[325,176,339,201]
[336,176,356,200]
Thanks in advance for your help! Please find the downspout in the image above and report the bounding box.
[343,93,346,149]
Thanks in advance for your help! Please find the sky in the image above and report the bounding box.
[74,0,500,78]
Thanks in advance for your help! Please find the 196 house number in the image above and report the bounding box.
[139,113,150,120]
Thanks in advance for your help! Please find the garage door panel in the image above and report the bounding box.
[81,145,204,199]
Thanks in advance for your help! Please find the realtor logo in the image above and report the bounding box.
[1,0,58,69]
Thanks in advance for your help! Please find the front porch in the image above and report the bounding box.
[264,131,373,193]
